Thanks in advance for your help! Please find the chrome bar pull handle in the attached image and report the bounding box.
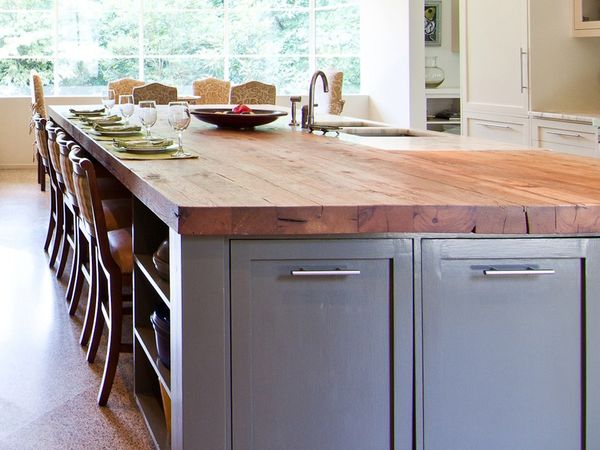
[520,47,528,93]
[291,269,361,277]
[483,267,555,276]
[480,122,511,129]
[546,130,583,138]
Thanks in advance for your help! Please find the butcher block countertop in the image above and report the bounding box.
[49,105,600,236]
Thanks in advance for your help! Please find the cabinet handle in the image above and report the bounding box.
[479,122,512,129]
[291,269,361,277]
[520,47,528,93]
[546,130,583,138]
[483,267,555,276]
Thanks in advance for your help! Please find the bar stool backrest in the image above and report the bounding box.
[32,114,50,165]
[30,70,47,118]
[132,82,178,105]
[229,80,276,104]
[57,135,78,206]
[46,122,64,187]
[192,77,231,104]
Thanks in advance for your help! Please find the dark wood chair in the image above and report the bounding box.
[44,121,67,270]
[32,115,58,255]
[70,149,133,406]
[57,137,131,348]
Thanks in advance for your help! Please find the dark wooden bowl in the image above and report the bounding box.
[191,108,287,129]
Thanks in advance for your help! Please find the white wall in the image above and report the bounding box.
[529,0,600,113]
[361,0,426,128]
[425,0,460,88]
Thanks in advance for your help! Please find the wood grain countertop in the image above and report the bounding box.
[48,105,600,236]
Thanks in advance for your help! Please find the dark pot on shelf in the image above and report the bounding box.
[151,310,170,369]
[152,239,170,281]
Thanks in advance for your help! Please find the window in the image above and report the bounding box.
[0,0,359,96]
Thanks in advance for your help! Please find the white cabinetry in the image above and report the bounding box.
[460,0,530,145]
[573,0,600,37]
[461,0,529,117]
[532,117,600,157]
[464,112,530,146]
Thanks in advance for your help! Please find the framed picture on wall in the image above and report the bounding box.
[425,1,442,46]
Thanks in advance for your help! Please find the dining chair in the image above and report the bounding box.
[314,71,345,115]
[30,70,47,191]
[192,77,231,104]
[45,122,68,272]
[70,148,133,406]
[229,81,276,104]
[108,78,145,103]
[132,82,178,105]
[57,137,131,350]
[32,115,60,257]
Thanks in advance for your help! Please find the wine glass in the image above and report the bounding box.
[119,94,135,124]
[167,101,192,157]
[101,89,115,114]
[137,100,157,139]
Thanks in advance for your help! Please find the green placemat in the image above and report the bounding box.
[99,140,198,160]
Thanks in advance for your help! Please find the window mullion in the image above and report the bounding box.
[309,0,316,75]
[139,0,145,80]
[53,0,59,95]
[224,0,230,81]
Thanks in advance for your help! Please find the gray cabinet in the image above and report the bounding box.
[420,238,600,450]
[231,239,413,450]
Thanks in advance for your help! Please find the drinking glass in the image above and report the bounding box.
[119,94,135,124]
[137,100,157,139]
[167,101,192,157]
[101,89,115,114]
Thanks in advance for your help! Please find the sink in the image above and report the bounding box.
[339,127,438,137]
[312,119,387,128]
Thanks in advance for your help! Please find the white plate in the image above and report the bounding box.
[113,143,178,154]
[90,129,143,137]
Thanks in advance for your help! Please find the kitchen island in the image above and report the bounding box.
[49,105,600,450]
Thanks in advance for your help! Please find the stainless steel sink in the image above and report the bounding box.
[339,127,437,137]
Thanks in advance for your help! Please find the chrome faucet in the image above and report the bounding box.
[304,70,329,132]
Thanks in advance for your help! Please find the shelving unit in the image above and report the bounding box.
[133,200,171,450]
[426,88,461,135]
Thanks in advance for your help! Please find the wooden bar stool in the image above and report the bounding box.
[58,137,132,348]
[32,115,58,254]
[45,121,66,270]
[70,149,133,406]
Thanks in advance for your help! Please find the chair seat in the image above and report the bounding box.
[107,227,133,274]
[102,198,132,231]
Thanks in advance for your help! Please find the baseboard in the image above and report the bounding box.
[0,164,37,170]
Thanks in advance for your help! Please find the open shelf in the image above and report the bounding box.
[135,326,171,395]
[426,89,461,134]
[136,393,171,450]
[135,255,170,307]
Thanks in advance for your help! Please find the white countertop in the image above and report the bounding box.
[530,110,600,126]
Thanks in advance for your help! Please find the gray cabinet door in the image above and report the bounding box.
[421,238,596,450]
[231,239,412,450]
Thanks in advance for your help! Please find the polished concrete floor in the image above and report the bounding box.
[0,169,154,449]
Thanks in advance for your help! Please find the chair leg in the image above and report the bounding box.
[67,226,84,315]
[43,185,56,252]
[56,204,72,278]
[97,276,123,406]
[49,190,64,268]
[80,241,97,345]
[86,257,106,363]
[38,154,46,192]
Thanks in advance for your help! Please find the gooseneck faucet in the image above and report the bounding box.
[305,70,329,132]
